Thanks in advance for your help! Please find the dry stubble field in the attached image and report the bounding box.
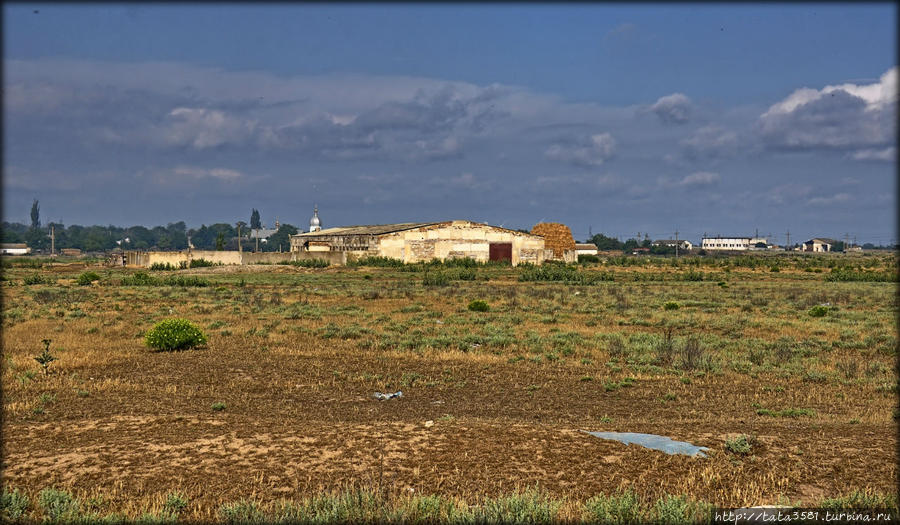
[1,254,897,522]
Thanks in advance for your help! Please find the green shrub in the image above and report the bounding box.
[422,270,450,287]
[23,274,54,285]
[212,402,226,412]
[76,271,101,286]
[161,492,188,517]
[348,256,405,268]
[149,262,179,271]
[38,488,80,522]
[475,490,561,524]
[663,301,680,311]
[144,318,208,351]
[651,494,707,524]
[160,276,209,287]
[724,434,754,455]
[219,500,265,524]
[189,258,216,268]
[468,300,490,312]
[1,488,31,521]
[284,259,330,268]
[578,254,600,264]
[808,305,829,317]
[584,490,640,524]
[121,272,156,286]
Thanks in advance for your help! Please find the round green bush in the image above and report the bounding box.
[76,271,100,286]
[468,300,490,312]
[144,318,208,351]
[808,305,829,317]
[663,301,680,311]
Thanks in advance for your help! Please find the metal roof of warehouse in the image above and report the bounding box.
[295,222,442,237]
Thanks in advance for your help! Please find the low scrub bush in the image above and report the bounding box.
[23,273,54,285]
[38,488,80,522]
[1,488,30,521]
[475,490,561,524]
[578,254,600,264]
[75,271,100,286]
[756,407,815,418]
[348,256,405,268]
[422,270,450,287]
[120,272,156,286]
[808,305,829,317]
[189,258,217,268]
[468,300,490,312]
[149,262,181,271]
[519,265,613,284]
[121,272,209,287]
[284,259,330,268]
[825,268,897,282]
[724,434,755,455]
[144,318,208,351]
[218,500,264,524]
[663,301,680,311]
[584,489,640,524]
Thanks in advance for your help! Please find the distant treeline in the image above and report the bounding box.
[1,221,298,253]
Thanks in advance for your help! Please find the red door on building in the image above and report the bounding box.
[489,243,512,262]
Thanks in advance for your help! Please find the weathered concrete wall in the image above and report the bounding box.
[376,221,546,266]
[293,251,347,265]
[242,252,293,265]
[124,250,344,267]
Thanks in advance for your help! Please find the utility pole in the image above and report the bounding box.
[844,233,850,251]
[49,225,55,256]
[785,230,791,251]
[237,223,242,254]
[674,229,679,258]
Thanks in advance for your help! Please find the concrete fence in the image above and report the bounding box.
[120,250,345,268]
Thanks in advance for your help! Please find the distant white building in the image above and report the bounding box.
[801,238,838,252]
[1,243,31,255]
[651,239,693,251]
[701,236,768,251]
[574,243,599,256]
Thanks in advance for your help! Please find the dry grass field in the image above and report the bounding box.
[1,253,897,522]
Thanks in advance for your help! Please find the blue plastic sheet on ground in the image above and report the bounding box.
[583,431,710,457]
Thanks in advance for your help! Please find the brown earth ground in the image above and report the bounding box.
[1,258,897,520]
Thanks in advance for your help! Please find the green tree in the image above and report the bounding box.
[215,232,225,251]
[263,224,298,252]
[30,199,40,229]
[587,233,624,251]
[622,238,640,252]
[250,209,261,230]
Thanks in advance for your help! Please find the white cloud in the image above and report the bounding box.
[807,193,852,206]
[648,93,692,124]
[679,171,720,186]
[759,67,897,151]
[174,166,243,180]
[850,147,896,162]
[545,133,616,167]
[763,67,897,118]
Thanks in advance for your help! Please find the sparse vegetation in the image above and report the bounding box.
[1,252,895,521]
[75,271,101,286]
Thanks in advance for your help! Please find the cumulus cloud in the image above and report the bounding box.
[544,133,616,167]
[759,67,897,153]
[648,93,692,124]
[679,125,739,160]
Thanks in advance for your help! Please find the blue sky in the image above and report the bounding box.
[3,3,897,244]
